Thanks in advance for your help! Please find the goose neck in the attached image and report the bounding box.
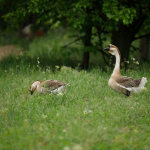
[37,84,42,93]
[112,53,121,76]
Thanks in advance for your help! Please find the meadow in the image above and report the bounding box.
[0,29,150,150]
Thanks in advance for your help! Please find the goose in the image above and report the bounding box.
[29,80,70,95]
[104,44,147,96]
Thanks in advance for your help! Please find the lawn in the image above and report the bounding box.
[0,30,150,150]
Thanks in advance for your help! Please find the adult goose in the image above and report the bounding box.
[29,80,70,95]
[104,44,147,96]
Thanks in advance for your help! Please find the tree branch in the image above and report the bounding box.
[95,48,109,58]
[134,33,150,40]
[62,38,81,48]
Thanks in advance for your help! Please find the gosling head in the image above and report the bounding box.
[104,44,120,56]
[29,80,41,95]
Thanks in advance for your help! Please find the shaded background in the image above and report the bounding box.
[0,0,150,70]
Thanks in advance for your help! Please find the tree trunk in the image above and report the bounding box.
[139,36,149,61]
[81,25,92,69]
[81,16,92,69]
[111,17,145,69]
[81,52,90,69]
[111,23,134,62]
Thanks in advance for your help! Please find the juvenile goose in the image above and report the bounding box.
[104,44,147,96]
[29,80,70,95]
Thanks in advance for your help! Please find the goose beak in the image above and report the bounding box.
[29,90,33,95]
[31,91,33,95]
[104,47,109,50]
[104,45,110,51]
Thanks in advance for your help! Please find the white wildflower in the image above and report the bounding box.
[72,144,83,150]
[63,129,66,132]
[20,52,23,55]
[136,61,139,65]
[83,109,93,114]
[57,93,64,96]
[63,146,70,150]
[141,87,148,91]
[132,58,135,61]
[2,108,8,113]
[55,66,59,69]
[103,127,107,130]
[42,115,48,119]
[126,61,129,64]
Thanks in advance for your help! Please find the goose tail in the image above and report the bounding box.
[139,77,148,87]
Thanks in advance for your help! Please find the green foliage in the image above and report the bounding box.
[1,0,150,65]
[2,0,149,29]
[102,0,137,25]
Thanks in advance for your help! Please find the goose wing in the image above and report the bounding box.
[41,80,67,91]
[115,77,141,96]
[116,76,141,88]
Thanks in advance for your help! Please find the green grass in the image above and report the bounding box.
[0,65,150,150]
[0,29,150,150]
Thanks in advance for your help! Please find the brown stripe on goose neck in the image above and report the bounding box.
[32,80,42,85]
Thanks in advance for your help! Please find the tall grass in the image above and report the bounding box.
[0,29,150,150]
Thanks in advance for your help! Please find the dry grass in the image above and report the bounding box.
[0,45,23,60]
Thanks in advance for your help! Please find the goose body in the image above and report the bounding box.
[104,44,147,96]
[29,80,70,95]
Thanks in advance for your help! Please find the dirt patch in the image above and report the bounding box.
[0,45,22,61]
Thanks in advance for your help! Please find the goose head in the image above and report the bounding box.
[104,44,120,56]
[29,80,41,95]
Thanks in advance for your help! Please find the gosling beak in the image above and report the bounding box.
[104,45,110,51]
